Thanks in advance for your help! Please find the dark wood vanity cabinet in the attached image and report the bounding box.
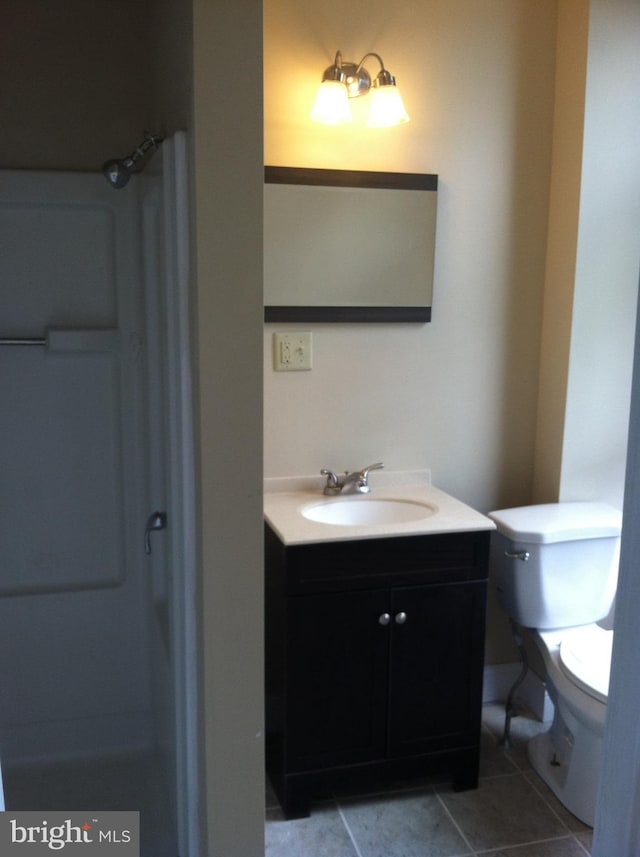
[265,524,491,818]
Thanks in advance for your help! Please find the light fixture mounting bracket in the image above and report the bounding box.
[340,61,372,98]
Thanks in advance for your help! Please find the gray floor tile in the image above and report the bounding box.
[437,773,569,852]
[266,803,358,857]
[484,707,592,835]
[482,703,549,773]
[575,830,593,853]
[481,703,510,740]
[264,706,595,856]
[339,789,472,857]
[481,836,590,856]
[479,726,521,778]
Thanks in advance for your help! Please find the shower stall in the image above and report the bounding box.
[0,132,197,857]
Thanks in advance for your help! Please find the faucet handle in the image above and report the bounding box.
[352,462,384,494]
[360,462,384,481]
[321,468,341,495]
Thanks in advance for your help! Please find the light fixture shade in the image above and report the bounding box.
[366,85,410,128]
[310,81,352,125]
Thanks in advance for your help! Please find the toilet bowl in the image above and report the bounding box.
[488,502,622,827]
[527,624,611,825]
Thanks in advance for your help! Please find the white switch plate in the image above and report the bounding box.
[273,331,312,371]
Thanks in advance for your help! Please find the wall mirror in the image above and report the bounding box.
[264,166,438,323]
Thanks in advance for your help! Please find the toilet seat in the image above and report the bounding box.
[559,624,612,704]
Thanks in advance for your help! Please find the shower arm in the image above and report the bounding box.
[102,132,164,189]
[123,132,163,171]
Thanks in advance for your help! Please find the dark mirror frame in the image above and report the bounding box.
[264,166,438,323]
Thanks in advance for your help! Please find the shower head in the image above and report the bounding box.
[102,132,163,189]
[102,157,136,189]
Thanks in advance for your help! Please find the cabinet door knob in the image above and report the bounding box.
[395,611,408,624]
[378,613,391,626]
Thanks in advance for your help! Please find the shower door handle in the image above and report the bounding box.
[145,511,167,555]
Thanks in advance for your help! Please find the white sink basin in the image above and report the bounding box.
[301,497,438,527]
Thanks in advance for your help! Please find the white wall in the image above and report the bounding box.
[594,286,640,855]
[534,0,640,509]
[557,0,640,507]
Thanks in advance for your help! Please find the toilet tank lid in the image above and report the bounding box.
[488,502,622,544]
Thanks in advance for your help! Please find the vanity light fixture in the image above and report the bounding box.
[310,50,410,128]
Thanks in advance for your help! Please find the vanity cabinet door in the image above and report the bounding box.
[286,589,390,772]
[387,581,486,759]
[265,524,490,817]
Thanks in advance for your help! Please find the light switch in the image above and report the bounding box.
[273,332,312,371]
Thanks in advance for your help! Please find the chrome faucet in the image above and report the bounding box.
[320,462,384,495]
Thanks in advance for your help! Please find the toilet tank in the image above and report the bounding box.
[488,502,622,629]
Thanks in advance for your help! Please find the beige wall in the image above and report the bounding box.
[264,0,557,664]
[0,0,153,170]
[0,0,190,171]
[192,0,265,853]
[4,1,639,852]
[532,0,589,504]
[263,0,640,669]
[263,0,556,515]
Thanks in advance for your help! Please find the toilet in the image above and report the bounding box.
[488,502,622,826]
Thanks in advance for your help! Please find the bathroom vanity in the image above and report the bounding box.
[264,474,495,818]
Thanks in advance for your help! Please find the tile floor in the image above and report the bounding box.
[265,705,594,857]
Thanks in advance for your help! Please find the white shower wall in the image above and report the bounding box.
[0,171,159,764]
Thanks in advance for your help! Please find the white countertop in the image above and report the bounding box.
[264,470,495,545]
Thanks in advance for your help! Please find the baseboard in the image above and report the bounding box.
[483,662,554,722]
[0,711,154,768]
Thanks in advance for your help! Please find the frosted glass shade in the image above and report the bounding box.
[310,81,352,125]
[366,86,410,128]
